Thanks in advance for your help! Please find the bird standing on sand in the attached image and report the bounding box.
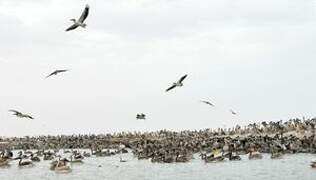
[46,69,69,78]
[166,74,188,92]
[9,110,34,119]
[200,100,215,107]
[66,4,90,31]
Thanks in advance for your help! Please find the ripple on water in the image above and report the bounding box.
[0,151,316,180]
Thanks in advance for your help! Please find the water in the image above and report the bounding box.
[1,151,316,180]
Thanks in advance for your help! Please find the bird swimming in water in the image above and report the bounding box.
[119,157,127,163]
[136,114,146,120]
[200,100,215,107]
[9,110,34,119]
[166,74,188,92]
[66,4,90,31]
[46,69,69,78]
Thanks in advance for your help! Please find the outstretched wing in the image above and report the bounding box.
[230,109,237,115]
[201,101,214,106]
[66,24,79,31]
[208,102,215,106]
[24,114,34,119]
[9,109,21,115]
[166,84,176,92]
[56,69,68,73]
[178,74,188,83]
[46,71,57,78]
[78,4,89,23]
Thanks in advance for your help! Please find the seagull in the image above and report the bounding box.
[166,74,188,92]
[46,69,69,78]
[9,110,34,119]
[66,4,90,31]
[230,109,237,115]
[136,114,146,120]
[200,100,215,107]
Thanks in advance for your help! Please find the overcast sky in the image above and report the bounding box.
[0,0,316,136]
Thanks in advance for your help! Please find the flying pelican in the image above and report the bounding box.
[200,100,215,107]
[9,110,34,119]
[230,109,237,115]
[46,69,69,78]
[136,114,146,120]
[166,74,188,92]
[66,4,90,31]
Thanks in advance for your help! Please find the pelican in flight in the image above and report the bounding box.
[230,109,237,115]
[136,114,146,120]
[46,69,69,78]
[200,100,215,107]
[9,110,34,119]
[66,4,90,31]
[166,74,188,92]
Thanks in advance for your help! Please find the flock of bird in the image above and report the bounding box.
[8,4,238,122]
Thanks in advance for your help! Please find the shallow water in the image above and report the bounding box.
[0,151,316,180]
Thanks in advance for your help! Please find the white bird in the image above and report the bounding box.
[46,69,69,78]
[119,157,127,163]
[66,4,90,31]
[9,110,34,119]
[200,100,215,107]
[166,74,188,92]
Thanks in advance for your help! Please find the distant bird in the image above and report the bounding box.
[9,110,34,119]
[230,109,237,115]
[119,157,127,163]
[66,4,90,31]
[17,157,33,167]
[200,100,215,107]
[136,114,146,120]
[166,74,188,92]
[46,69,68,78]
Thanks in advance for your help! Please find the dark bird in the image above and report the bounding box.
[166,74,188,92]
[230,109,237,115]
[17,157,33,167]
[136,114,146,120]
[9,110,34,119]
[46,69,68,78]
[66,4,90,31]
[200,100,215,107]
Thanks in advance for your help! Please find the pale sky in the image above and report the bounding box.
[0,0,316,136]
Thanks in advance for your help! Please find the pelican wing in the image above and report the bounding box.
[9,109,20,113]
[66,24,79,31]
[208,102,215,106]
[56,69,68,73]
[46,70,68,78]
[201,101,214,106]
[178,74,188,83]
[166,84,177,92]
[78,5,89,23]
[9,109,22,115]
[230,109,237,115]
[23,114,34,119]
[46,71,57,78]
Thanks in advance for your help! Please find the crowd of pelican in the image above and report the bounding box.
[1,118,316,171]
